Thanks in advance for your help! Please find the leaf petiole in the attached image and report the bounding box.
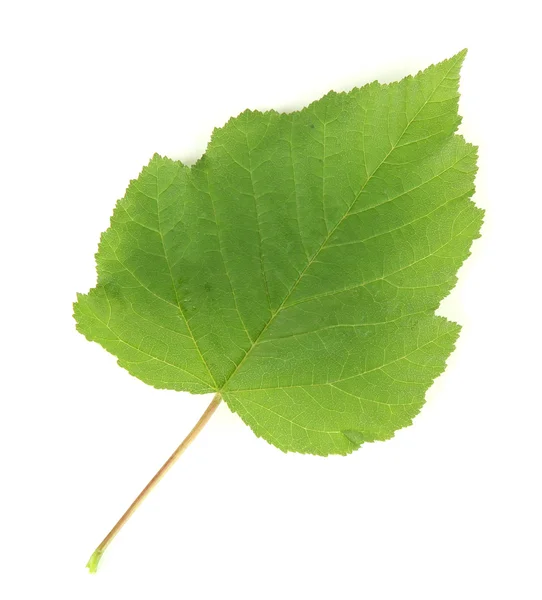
[86,393,222,573]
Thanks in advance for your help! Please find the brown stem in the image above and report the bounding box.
[86,393,222,573]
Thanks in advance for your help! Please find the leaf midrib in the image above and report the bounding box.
[218,57,461,393]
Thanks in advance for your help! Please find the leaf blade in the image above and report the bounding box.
[74,50,483,454]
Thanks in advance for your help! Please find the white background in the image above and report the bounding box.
[1,1,541,598]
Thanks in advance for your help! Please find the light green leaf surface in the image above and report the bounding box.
[74,50,483,455]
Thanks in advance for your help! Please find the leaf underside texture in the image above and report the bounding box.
[74,50,483,455]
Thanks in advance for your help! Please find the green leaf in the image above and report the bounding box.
[74,50,482,456]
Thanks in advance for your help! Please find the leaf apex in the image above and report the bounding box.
[450,48,468,70]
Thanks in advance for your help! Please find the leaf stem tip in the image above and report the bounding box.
[86,548,104,574]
